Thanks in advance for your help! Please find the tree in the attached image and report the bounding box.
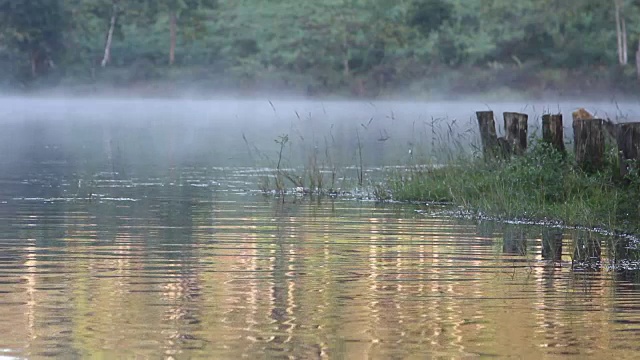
[0,0,67,78]
[0,0,638,91]
[101,0,119,67]
[215,0,412,90]
[615,0,629,65]
[143,0,217,65]
[409,0,453,36]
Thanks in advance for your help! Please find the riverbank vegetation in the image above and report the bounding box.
[3,1,640,98]
[386,140,640,235]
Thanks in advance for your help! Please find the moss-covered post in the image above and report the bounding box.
[573,118,605,172]
[616,122,640,179]
[476,111,498,159]
[542,114,565,153]
[503,112,528,155]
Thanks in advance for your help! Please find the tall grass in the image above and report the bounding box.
[246,101,640,234]
[248,103,360,196]
[247,103,482,199]
[387,140,640,234]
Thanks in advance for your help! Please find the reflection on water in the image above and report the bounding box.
[1,165,640,359]
[2,99,640,358]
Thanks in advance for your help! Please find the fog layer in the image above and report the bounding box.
[1,97,638,172]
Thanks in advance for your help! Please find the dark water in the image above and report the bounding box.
[1,99,640,358]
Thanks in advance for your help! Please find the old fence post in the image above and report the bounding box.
[572,110,605,172]
[616,122,640,179]
[476,111,498,159]
[503,112,528,155]
[572,231,601,268]
[541,114,565,153]
[542,228,563,261]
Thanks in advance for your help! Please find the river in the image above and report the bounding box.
[0,98,639,358]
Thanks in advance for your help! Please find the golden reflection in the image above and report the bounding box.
[1,198,639,359]
[25,244,37,341]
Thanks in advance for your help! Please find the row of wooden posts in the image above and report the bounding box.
[475,109,640,178]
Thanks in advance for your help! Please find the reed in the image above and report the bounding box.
[274,134,289,195]
[247,106,392,195]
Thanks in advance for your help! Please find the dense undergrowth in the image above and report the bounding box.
[386,141,640,234]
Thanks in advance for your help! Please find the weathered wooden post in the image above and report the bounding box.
[503,112,528,155]
[542,229,563,261]
[476,111,499,159]
[609,237,632,262]
[572,231,601,269]
[541,114,565,153]
[503,226,526,255]
[616,122,640,179]
[572,109,605,172]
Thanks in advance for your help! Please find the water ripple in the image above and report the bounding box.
[0,168,638,358]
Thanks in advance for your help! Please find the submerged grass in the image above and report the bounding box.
[247,103,358,197]
[387,141,640,234]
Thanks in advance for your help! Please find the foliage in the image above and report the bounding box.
[1,0,640,93]
[0,0,67,79]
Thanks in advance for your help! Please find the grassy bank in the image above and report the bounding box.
[386,142,640,234]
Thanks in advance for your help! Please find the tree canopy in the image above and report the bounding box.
[1,0,639,95]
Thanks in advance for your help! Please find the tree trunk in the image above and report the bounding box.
[622,16,628,64]
[101,1,118,68]
[342,28,350,76]
[615,0,627,65]
[29,50,38,78]
[169,11,177,65]
[343,56,349,76]
[615,0,621,64]
[342,46,349,76]
[30,51,37,78]
[636,40,640,79]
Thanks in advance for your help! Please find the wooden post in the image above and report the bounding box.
[616,122,640,179]
[503,226,526,255]
[573,118,605,173]
[572,232,601,268]
[542,229,563,261]
[541,114,565,153]
[503,112,528,155]
[476,111,498,159]
[609,237,632,262]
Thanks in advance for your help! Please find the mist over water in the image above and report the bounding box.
[2,96,639,172]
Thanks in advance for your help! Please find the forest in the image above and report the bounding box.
[1,0,640,97]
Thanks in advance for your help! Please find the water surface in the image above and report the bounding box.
[1,98,640,358]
